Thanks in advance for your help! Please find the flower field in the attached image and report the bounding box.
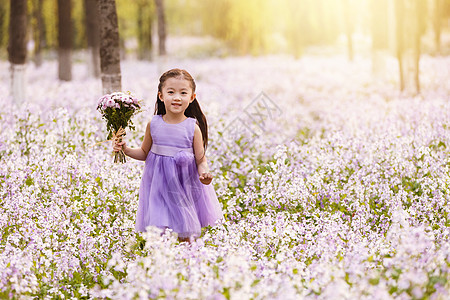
[1,54,449,299]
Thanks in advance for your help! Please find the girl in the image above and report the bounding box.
[113,69,223,243]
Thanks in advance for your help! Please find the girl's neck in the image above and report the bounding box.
[162,112,187,124]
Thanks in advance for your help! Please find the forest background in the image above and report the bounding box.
[2,0,450,63]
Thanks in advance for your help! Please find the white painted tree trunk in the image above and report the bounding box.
[402,49,419,95]
[10,63,26,105]
[58,48,72,81]
[87,47,101,78]
[101,74,122,95]
[84,0,100,78]
[156,54,168,77]
[8,0,27,104]
[57,0,72,81]
[372,50,387,78]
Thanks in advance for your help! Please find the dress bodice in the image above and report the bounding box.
[150,114,195,149]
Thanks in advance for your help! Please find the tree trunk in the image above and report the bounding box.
[57,0,72,81]
[287,0,307,59]
[394,0,423,95]
[394,0,405,91]
[343,0,354,61]
[137,4,144,59]
[33,0,44,67]
[434,0,442,55]
[413,0,422,93]
[97,0,122,94]
[137,0,153,60]
[371,0,388,76]
[371,0,388,50]
[84,0,100,77]
[8,0,27,104]
[316,1,326,44]
[0,1,8,49]
[154,0,166,55]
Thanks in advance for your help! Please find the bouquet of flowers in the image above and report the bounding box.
[97,92,141,163]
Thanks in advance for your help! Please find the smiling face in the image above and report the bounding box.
[158,76,196,117]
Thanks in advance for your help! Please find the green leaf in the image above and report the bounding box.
[25,177,34,186]
[213,265,219,278]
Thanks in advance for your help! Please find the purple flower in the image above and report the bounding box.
[123,96,132,104]
[105,99,115,108]
[97,95,110,106]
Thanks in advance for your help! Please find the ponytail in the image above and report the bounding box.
[185,98,208,152]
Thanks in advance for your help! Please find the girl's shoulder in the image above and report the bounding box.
[151,114,162,123]
[189,117,199,130]
[188,116,198,124]
[148,115,161,131]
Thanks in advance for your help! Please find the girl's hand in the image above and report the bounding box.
[199,172,212,185]
[112,138,127,152]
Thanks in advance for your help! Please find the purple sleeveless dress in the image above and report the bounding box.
[135,114,223,238]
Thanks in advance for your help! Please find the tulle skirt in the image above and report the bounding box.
[135,151,223,238]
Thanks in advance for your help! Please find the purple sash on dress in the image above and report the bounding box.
[150,144,193,156]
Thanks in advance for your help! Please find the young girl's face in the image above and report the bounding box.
[158,76,196,116]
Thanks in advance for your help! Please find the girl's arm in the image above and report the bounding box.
[113,122,152,161]
[193,124,212,185]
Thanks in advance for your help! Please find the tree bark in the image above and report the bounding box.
[394,0,405,91]
[0,1,8,49]
[8,0,28,104]
[154,0,166,56]
[84,0,101,77]
[286,0,307,59]
[343,0,354,61]
[316,1,326,44]
[371,0,388,76]
[433,0,442,55]
[137,4,144,59]
[371,0,388,50]
[58,0,72,81]
[137,0,153,60]
[9,0,27,65]
[33,0,45,67]
[413,0,422,93]
[97,0,122,94]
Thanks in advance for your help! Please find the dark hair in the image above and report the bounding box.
[154,68,208,155]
